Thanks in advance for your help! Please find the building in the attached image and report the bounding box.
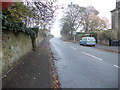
[111,0,120,39]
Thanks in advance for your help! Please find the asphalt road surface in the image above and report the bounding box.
[50,37,119,88]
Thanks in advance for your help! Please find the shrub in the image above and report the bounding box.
[97,31,105,40]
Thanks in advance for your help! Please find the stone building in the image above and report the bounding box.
[111,0,120,39]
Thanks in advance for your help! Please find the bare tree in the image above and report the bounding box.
[80,6,99,33]
[60,4,84,36]
[24,0,58,29]
[60,4,110,36]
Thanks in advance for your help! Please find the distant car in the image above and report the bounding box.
[80,37,96,46]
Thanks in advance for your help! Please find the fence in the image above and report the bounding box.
[109,39,120,46]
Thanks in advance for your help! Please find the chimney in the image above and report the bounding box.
[116,0,120,8]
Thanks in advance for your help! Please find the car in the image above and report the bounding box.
[80,37,96,46]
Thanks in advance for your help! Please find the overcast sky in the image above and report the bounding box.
[51,0,116,37]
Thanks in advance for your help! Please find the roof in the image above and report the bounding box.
[111,8,120,12]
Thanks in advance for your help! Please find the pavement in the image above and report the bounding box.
[2,37,54,88]
[95,44,120,53]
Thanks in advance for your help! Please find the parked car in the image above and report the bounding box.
[80,37,96,46]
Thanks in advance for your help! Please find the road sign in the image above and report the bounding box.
[73,31,76,35]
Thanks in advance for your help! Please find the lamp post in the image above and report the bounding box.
[73,30,76,42]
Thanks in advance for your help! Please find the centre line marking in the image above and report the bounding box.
[113,65,120,69]
[70,46,77,50]
[82,52,103,61]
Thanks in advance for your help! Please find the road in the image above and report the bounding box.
[50,37,119,88]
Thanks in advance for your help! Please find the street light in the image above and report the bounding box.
[73,30,76,42]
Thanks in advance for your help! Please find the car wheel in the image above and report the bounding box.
[84,43,86,46]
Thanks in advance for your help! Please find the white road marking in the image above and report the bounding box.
[82,52,103,61]
[70,46,77,50]
[113,65,120,69]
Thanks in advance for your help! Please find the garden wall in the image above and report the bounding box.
[2,30,44,75]
[97,38,109,45]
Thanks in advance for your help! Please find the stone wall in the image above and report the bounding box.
[2,30,44,75]
[97,39,109,46]
[97,32,110,46]
[111,9,118,31]
[111,0,120,39]
[36,31,45,46]
[118,9,120,39]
